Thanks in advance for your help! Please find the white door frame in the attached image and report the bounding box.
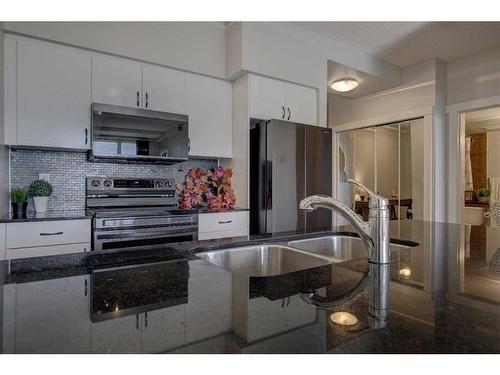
[330,107,435,223]
[447,95,500,224]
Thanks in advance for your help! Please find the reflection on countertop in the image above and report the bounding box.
[1,219,500,353]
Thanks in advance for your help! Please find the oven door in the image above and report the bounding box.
[90,103,189,164]
[93,215,198,251]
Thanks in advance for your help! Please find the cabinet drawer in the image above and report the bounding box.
[198,212,248,235]
[6,219,91,249]
[6,243,90,260]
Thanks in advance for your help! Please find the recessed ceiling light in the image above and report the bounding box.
[330,311,358,326]
[330,78,359,93]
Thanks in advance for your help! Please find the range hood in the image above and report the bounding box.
[89,103,189,164]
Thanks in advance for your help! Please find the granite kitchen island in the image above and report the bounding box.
[1,220,499,354]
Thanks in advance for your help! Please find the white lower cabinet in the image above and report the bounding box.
[185,259,232,342]
[12,275,91,353]
[248,297,286,342]
[198,211,249,240]
[91,315,141,354]
[5,219,91,260]
[141,305,186,353]
[247,295,317,343]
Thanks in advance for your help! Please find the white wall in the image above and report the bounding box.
[329,60,436,127]
[3,22,227,79]
[447,46,500,105]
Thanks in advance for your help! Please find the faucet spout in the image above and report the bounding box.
[300,194,374,252]
[300,179,390,264]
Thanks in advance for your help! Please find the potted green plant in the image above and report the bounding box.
[10,188,28,218]
[29,179,53,212]
[478,187,491,203]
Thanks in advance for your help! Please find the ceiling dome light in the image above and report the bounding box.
[330,78,359,93]
[330,311,359,326]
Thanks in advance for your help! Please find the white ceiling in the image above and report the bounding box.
[295,22,500,68]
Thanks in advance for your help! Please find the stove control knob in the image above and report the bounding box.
[155,181,162,188]
[91,179,101,187]
[166,180,172,187]
[103,179,112,188]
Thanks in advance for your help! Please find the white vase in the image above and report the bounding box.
[33,196,49,212]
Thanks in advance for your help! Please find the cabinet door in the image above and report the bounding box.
[91,314,141,353]
[185,260,232,343]
[141,306,186,353]
[142,64,186,114]
[15,275,91,353]
[186,74,232,158]
[92,54,142,108]
[285,83,317,125]
[248,297,286,342]
[16,38,91,149]
[249,75,286,120]
[283,294,316,329]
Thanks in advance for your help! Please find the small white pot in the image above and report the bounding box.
[33,196,49,212]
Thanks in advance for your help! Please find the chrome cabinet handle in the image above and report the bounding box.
[187,137,191,152]
[84,278,88,296]
[144,312,148,327]
[85,128,88,145]
[286,296,290,306]
[218,220,232,224]
[145,92,149,108]
[281,106,285,119]
[136,314,139,330]
[40,232,63,236]
[136,91,140,107]
[287,107,291,120]
[281,298,285,308]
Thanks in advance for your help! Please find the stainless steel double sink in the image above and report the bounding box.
[196,235,418,277]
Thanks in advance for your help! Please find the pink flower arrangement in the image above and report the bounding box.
[176,167,236,211]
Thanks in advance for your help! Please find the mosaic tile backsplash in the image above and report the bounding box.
[10,149,217,211]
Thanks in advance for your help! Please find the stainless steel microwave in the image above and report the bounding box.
[89,103,189,164]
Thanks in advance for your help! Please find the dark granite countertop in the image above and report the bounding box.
[191,206,249,214]
[0,209,91,223]
[1,219,500,354]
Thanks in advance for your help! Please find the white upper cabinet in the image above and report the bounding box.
[142,64,186,114]
[284,83,317,125]
[15,37,92,149]
[186,74,232,158]
[249,74,286,121]
[249,74,318,126]
[92,54,143,108]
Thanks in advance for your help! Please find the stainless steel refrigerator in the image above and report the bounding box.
[250,119,332,235]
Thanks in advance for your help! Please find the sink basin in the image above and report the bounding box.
[196,244,331,276]
[288,235,419,263]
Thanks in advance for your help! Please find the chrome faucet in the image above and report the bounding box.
[299,178,390,264]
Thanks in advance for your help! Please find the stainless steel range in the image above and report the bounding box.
[86,177,198,251]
